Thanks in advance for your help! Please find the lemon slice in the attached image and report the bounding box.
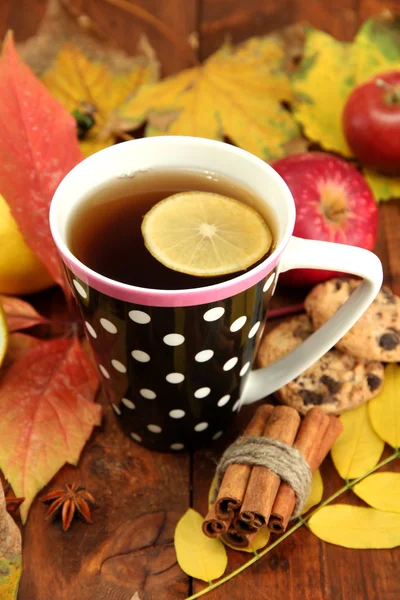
[142,192,272,277]
[0,302,8,367]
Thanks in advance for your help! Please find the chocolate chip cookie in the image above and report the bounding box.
[257,314,384,415]
[305,278,400,362]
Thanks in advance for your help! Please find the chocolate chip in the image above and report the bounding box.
[293,326,310,340]
[320,375,342,394]
[334,277,348,291]
[367,374,382,392]
[299,390,326,405]
[335,281,342,291]
[380,287,395,304]
[379,331,399,350]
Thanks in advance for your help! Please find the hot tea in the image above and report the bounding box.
[67,168,275,290]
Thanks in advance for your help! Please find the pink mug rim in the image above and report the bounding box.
[50,137,295,308]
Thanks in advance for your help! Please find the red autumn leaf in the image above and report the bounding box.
[2,332,42,368]
[0,295,48,332]
[0,336,101,522]
[0,33,84,294]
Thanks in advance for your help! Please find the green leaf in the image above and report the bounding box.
[292,28,354,156]
[354,472,400,513]
[174,508,227,581]
[309,504,400,548]
[331,404,384,480]
[354,16,400,84]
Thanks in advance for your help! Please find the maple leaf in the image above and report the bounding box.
[42,44,159,156]
[0,34,83,293]
[0,295,47,332]
[0,337,101,522]
[0,485,22,600]
[120,35,300,161]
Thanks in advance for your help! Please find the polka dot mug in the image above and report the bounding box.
[50,137,383,452]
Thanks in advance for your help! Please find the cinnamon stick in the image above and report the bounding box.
[213,404,274,521]
[237,406,301,531]
[202,505,232,538]
[268,413,343,533]
[268,408,330,533]
[222,526,256,549]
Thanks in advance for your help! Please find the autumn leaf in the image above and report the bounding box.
[309,504,400,548]
[0,337,101,522]
[363,169,400,202]
[302,469,324,514]
[331,404,384,480]
[369,363,400,448]
[353,473,400,513]
[120,35,300,161]
[42,44,159,157]
[0,296,47,333]
[175,508,227,581]
[2,333,41,369]
[292,28,354,157]
[0,34,83,293]
[0,485,22,600]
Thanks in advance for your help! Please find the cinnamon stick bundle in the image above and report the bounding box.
[237,406,301,531]
[268,412,343,533]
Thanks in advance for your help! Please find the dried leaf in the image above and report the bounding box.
[3,333,41,368]
[309,504,400,548]
[292,28,354,157]
[0,337,101,522]
[42,44,159,156]
[18,0,158,77]
[363,168,400,202]
[331,404,384,480]
[354,473,400,513]
[0,296,47,332]
[120,35,299,161]
[0,485,22,600]
[175,508,227,581]
[354,15,400,84]
[302,469,324,514]
[0,34,83,293]
[369,363,400,448]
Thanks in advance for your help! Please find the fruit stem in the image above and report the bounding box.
[375,78,400,105]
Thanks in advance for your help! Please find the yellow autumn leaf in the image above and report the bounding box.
[364,169,400,202]
[175,508,227,581]
[309,504,400,548]
[42,43,159,156]
[354,473,400,513]
[302,469,324,514]
[292,28,354,157]
[354,16,400,84]
[369,363,400,448]
[331,404,384,480]
[120,36,299,161]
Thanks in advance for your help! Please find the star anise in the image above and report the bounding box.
[41,483,95,531]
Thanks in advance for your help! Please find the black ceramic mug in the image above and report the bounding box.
[50,137,382,452]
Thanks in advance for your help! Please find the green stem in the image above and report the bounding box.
[185,450,399,600]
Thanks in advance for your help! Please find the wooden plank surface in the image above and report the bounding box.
[0,0,399,599]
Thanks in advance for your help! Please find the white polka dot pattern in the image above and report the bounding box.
[163,333,185,346]
[194,422,209,432]
[240,362,251,377]
[169,409,185,419]
[131,350,150,363]
[166,372,185,384]
[263,273,275,293]
[194,387,211,399]
[140,389,156,399]
[122,397,135,409]
[223,357,238,371]
[100,318,118,334]
[217,395,230,407]
[112,403,121,415]
[73,279,87,299]
[248,321,261,339]
[233,399,241,411]
[195,349,214,363]
[85,321,97,338]
[148,424,162,433]
[99,364,110,379]
[230,316,247,332]
[130,432,142,442]
[171,443,184,451]
[212,431,223,440]
[203,307,225,322]
[111,359,127,373]
[129,310,151,324]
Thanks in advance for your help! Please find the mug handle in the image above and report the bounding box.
[241,236,383,405]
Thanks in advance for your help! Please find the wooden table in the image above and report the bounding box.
[2,1,400,599]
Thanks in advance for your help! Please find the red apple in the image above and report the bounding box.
[343,71,400,175]
[272,152,378,287]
